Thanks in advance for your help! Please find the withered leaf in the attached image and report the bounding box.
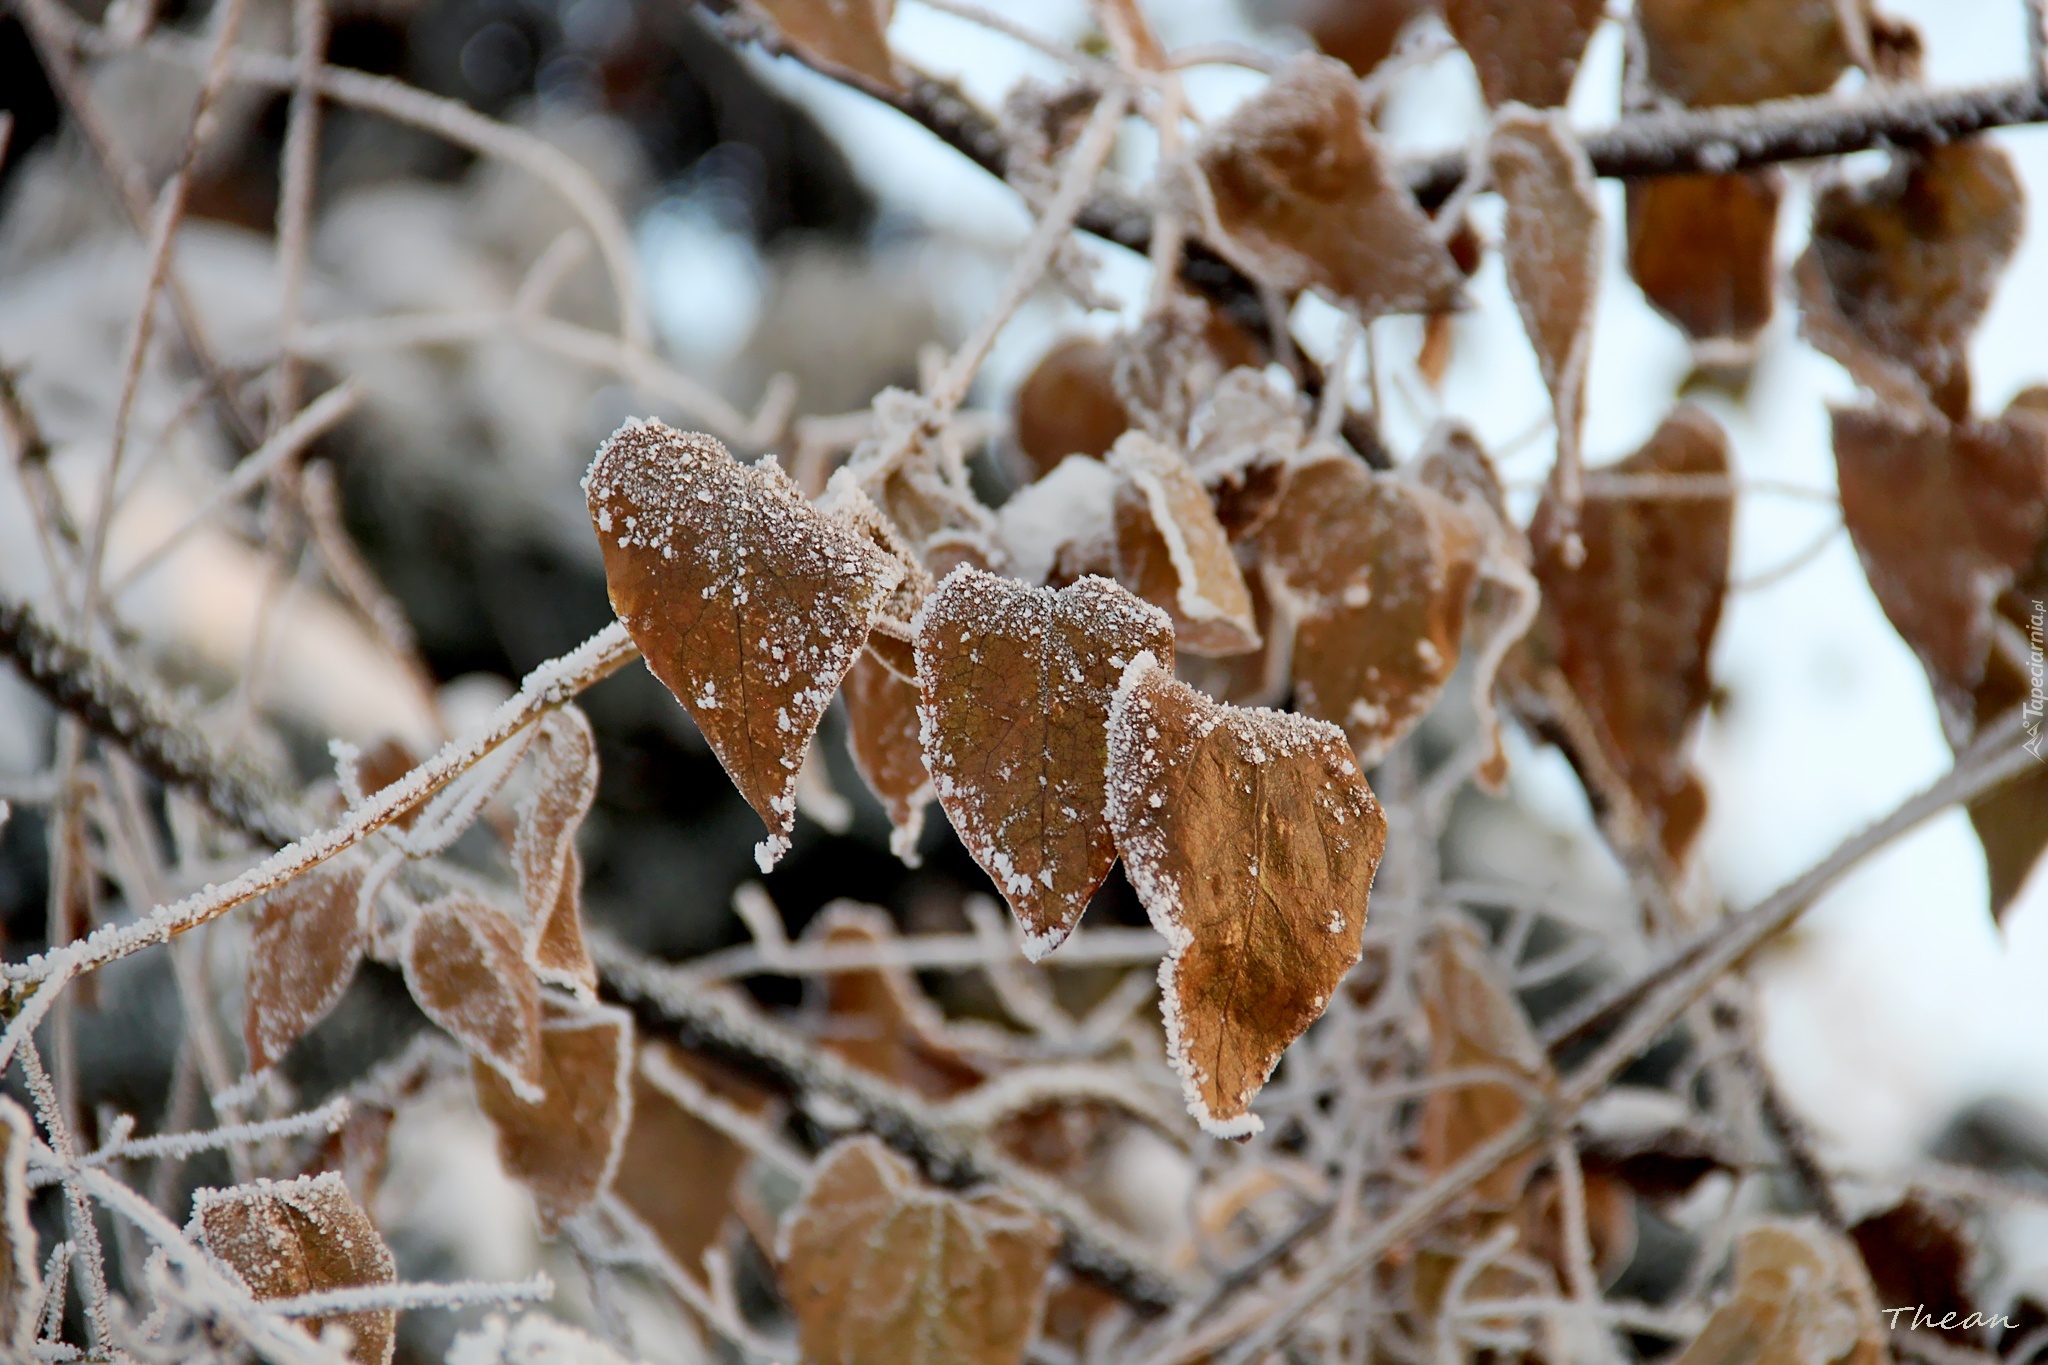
[1012,336,1129,480]
[403,892,543,1100]
[1850,1196,1982,1346]
[1417,924,1553,1207]
[1638,0,1862,107]
[841,649,935,866]
[474,999,634,1235]
[1255,452,1485,764]
[1832,402,2048,744]
[803,900,988,1099]
[353,736,424,829]
[749,0,897,90]
[1797,141,2024,421]
[1105,653,1388,1137]
[514,706,599,994]
[1193,55,1463,320]
[1443,0,1605,108]
[1108,432,1261,657]
[1627,170,1783,349]
[777,1135,1060,1365]
[190,1172,398,1365]
[246,858,371,1074]
[585,420,905,871]
[1490,107,1601,496]
[616,1042,772,1274]
[915,568,1174,959]
[1303,0,1435,78]
[1671,1219,1886,1365]
[0,1099,36,1351]
[1525,406,1732,866]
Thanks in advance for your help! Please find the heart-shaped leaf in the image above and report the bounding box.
[245,858,371,1074]
[1444,0,1604,108]
[1627,170,1783,351]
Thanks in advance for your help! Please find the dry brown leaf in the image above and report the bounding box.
[474,999,635,1234]
[1490,107,1601,505]
[1638,0,1864,107]
[1525,406,1733,866]
[1797,141,2024,421]
[1850,1196,1983,1347]
[1671,1218,1886,1365]
[246,858,371,1074]
[842,649,936,865]
[585,420,905,871]
[1012,336,1130,479]
[915,568,1175,959]
[1443,0,1604,108]
[0,1099,36,1352]
[615,1042,772,1274]
[803,901,988,1098]
[777,1134,1060,1365]
[1193,54,1463,320]
[1302,0,1435,78]
[1417,924,1553,1207]
[354,736,425,829]
[750,0,897,90]
[531,845,597,997]
[1105,653,1388,1137]
[1833,402,2048,743]
[1627,170,1783,350]
[189,1172,398,1365]
[403,892,543,1100]
[1107,431,1261,657]
[514,706,599,994]
[1255,452,1485,764]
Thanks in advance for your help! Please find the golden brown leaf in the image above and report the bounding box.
[514,706,599,994]
[1193,54,1463,320]
[1105,654,1388,1137]
[803,901,988,1098]
[474,999,634,1234]
[246,858,371,1074]
[1443,0,1604,108]
[1255,452,1485,764]
[1627,170,1783,349]
[190,1172,398,1365]
[750,0,897,90]
[1638,0,1863,107]
[1526,406,1733,865]
[615,1042,772,1274]
[777,1135,1060,1365]
[1108,432,1261,657]
[0,1100,36,1352]
[1797,141,2024,421]
[403,892,543,1099]
[585,420,905,871]
[915,568,1175,959]
[841,649,934,865]
[1671,1219,1886,1365]
[1417,924,1553,1207]
[1012,336,1130,479]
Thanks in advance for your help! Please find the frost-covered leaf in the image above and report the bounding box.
[1523,406,1732,866]
[1490,108,1600,493]
[1850,1196,1982,1348]
[403,892,543,1099]
[804,901,989,1098]
[1105,653,1387,1137]
[1193,54,1462,320]
[514,707,598,994]
[1254,452,1485,764]
[354,736,425,828]
[1443,0,1604,108]
[777,1135,1060,1365]
[915,568,1174,959]
[1639,0,1864,107]
[1672,1219,1886,1365]
[246,858,371,1074]
[189,1172,398,1365]
[0,1099,36,1351]
[616,1042,771,1274]
[1797,142,2024,421]
[749,0,897,90]
[474,999,634,1235]
[1107,432,1260,657]
[842,650,935,866]
[1627,170,1783,350]
[1013,337,1130,480]
[1418,924,1553,1206]
[585,420,905,871]
[995,454,1119,589]
[1832,401,2048,745]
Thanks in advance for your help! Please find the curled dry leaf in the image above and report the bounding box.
[1489,107,1601,511]
[473,999,635,1234]
[514,706,598,994]
[189,1172,398,1365]
[821,470,936,681]
[616,1042,773,1274]
[1671,1218,1886,1365]
[1627,170,1783,351]
[1107,431,1261,657]
[842,649,936,865]
[246,857,371,1074]
[1012,336,1129,479]
[585,419,905,871]
[0,1099,35,1351]
[915,568,1175,959]
[1105,653,1388,1137]
[1192,54,1463,320]
[402,892,543,1100]
[776,1135,1060,1365]
[803,900,988,1098]
[1254,451,1485,765]
[1522,406,1733,866]
[749,0,897,90]
[1443,0,1604,108]
[1797,141,2024,421]
[1638,0,1864,107]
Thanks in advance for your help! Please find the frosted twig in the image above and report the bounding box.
[1730,518,1843,593]
[677,925,1166,981]
[75,1096,351,1172]
[1547,1137,1607,1349]
[269,0,330,431]
[266,1273,553,1317]
[584,1198,788,1360]
[21,1045,115,1353]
